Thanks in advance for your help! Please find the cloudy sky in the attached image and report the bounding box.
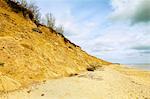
[29,0,150,64]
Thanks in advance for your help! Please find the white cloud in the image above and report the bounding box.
[33,0,150,64]
[35,0,102,46]
[86,23,150,63]
[53,0,150,64]
[110,0,150,24]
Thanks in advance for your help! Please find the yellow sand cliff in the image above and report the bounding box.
[0,0,109,91]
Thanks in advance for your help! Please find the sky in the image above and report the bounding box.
[27,0,150,65]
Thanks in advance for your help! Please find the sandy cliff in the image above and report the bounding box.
[0,0,109,92]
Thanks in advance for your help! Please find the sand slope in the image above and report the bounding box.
[0,0,109,91]
[1,65,150,99]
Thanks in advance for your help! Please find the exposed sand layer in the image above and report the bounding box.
[0,0,109,91]
[0,65,150,99]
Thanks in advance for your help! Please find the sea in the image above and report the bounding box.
[124,63,150,71]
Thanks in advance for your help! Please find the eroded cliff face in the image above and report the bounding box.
[0,0,110,91]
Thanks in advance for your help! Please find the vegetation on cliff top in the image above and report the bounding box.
[5,0,64,34]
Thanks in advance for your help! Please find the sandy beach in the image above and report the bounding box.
[1,65,150,99]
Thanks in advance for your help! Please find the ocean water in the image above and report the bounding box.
[125,64,150,71]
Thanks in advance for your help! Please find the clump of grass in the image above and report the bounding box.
[42,13,64,34]
[55,25,64,34]
[5,0,41,26]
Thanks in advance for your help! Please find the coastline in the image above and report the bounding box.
[1,64,150,99]
[126,64,150,70]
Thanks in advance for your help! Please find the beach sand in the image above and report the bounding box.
[1,64,150,99]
